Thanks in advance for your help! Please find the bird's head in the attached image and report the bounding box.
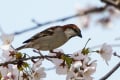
[63,24,82,39]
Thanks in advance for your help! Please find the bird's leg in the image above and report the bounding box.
[33,49,44,59]
[49,50,64,59]
[33,49,53,61]
[50,50,63,54]
[49,50,55,53]
[49,50,60,54]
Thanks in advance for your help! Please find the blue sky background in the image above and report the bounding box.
[0,0,120,80]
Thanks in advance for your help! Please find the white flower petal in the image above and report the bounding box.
[73,61,82,68]
[56,66,68,75]
[99,43,113,64]
[0,33,14,45]
[66,71,75,80]
[32,59,43,71]
[0,44,10,50]
[48,53,63,66]
[71,51,85,60]
[32,67,46,80]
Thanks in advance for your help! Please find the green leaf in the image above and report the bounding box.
[16,52,23,59]
[61,55,73,68]
[17,65,24,71]
[82,48,90,55]
[23,62,29,68]
[65,56,73,68]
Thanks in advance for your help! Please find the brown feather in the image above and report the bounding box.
[23,26,61,43]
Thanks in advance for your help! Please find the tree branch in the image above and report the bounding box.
[100,61,120,80]
[101,0,120,9]
[14,5,108,35]
[0,55,57,66]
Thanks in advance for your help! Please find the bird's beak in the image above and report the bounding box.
[78,33,82,38]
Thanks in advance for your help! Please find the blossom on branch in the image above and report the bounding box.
[98,43,113,64]
[32,59,43,70]
[31,67,46,80]
[71,50,85,60]
[31,59,46,80]
[0,65,19,80]
[66,56,97,80]
[0,28,15,61]
[0,33,14,50]
[48,49,68,75]
[0,27,14,50]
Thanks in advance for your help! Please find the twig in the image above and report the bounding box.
[114,52,120,58]
[101,0,120,9]
[0,55,57,66]
[13,5,108,35]
[100,61,120,80]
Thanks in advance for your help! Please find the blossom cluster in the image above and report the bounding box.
[0,31,47,80]
[0,31,113,80]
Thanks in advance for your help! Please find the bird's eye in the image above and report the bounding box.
[73,29,79,34]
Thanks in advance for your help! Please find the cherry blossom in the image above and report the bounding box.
[31,59,46,80]
[56,65,68,75]
[72,61,82,68]
[0,32,14,51]
[0,28,15,61]
[0,32,14,45]
[0,65,19,80]
[49,52,68,75]
[66,56,96,80]
[48,51,64,66]
[66,71,76,80]
[99,43,113,64]
[32,59,43,70]
[31,67,46,80]
[71,50,85,61]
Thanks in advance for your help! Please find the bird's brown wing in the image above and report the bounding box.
[23,26,58,43]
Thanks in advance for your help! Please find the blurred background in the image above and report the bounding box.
[0,0,120,80]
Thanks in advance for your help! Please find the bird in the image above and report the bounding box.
[16,24,82,51]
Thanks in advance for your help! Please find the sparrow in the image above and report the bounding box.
[16,24,82,51]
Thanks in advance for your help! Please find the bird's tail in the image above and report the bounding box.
[15,45,26,51]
